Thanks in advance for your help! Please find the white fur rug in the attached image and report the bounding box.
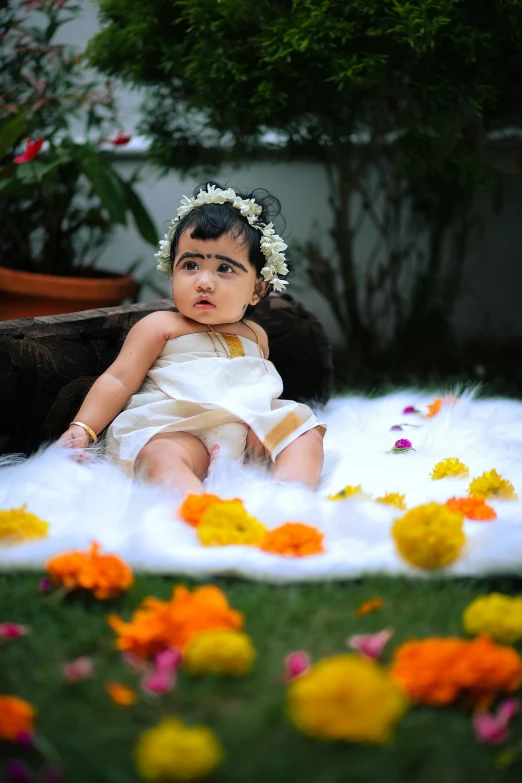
[0,389,521,582]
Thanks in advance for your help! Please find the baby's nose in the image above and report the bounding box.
[196,270,214,289]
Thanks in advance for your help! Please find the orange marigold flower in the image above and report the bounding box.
[46,541,133,599]
[108,585,243,659]
[425,395,459,419]
[390,635,522,707]
[356,597,384,617]
[446,497,497,521]
[0,696,36,740]
[106,682,137,706]
[178,493,243,527]
[261,522,325,557]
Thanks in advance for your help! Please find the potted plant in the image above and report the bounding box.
[0,0,158,319]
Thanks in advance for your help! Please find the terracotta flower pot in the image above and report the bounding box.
[0,267,138,320]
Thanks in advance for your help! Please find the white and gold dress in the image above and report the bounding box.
[105,323,325,476]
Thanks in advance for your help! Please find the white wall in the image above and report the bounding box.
[51,1,522,348]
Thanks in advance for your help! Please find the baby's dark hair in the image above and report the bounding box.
[168,181,292,300]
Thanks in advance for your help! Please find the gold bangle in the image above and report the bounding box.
[70,421,98,443]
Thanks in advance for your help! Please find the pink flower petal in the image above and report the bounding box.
[141,669,176,695]
[496,698,519,723]
[63,656,94,682]
[346,628,395,660]
[284,651,311,682]
[473,713,509,744]
[0,622,31,641]
[122,652,148,674]
[154,647,182,672]
[394,439,412,449]
[402,406,418,414]
[390,425,403,431]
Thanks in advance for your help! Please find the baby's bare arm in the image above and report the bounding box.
[59,312,175,445]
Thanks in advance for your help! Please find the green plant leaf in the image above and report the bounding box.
[75,148,128,225]
[117,176,158,246]
[0,114,27,159]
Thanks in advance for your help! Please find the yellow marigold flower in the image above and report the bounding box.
[135,717,223,781]
[183,629,256,676]
[287,654,408,743]
[375,492,407,510]
[328,485,371,501]
[0,504,49,545]
[391,503,465,569]
[463,594,522,644]
[468,469,517,500]
[430,458,469,480]
[197,502,266,547]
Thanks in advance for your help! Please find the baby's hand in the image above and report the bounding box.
[57,424,91,450]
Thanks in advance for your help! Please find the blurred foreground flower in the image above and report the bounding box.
[328,485,371,501]
[390,636,522,706]
[463,594,522,644]
[0,505,49,545]
[109,585,243,659]
[135,717,223,781]
[356,597,384,617]
[468,470,517,500]
[106,682,137,706]
[430,458,469,480]
[183,630,255,676]
[197,502,266,547]
[392,503,465,569]
[261,522,324,557]
[0,696,35,740]
[178,493,242,527]
[446,496,496,520]
[0,623,31,642]
[63,656,94,682]
[46,541,133,599]
[14,137,45,163]
[287,654,408,743]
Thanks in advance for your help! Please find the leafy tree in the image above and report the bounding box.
[88,0,522,367]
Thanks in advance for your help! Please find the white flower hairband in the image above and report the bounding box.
[155,184,289,291]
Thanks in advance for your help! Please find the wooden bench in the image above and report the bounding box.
[0,293,332,454]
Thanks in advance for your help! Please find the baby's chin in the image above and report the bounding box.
[176,306,243,326]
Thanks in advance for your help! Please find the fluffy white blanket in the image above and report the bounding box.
[0,390,520,582]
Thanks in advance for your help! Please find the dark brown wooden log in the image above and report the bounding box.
[0,293,332,455]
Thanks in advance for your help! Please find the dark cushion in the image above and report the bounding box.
[0,293,332,455]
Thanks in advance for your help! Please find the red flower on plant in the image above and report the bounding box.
[108,130,131,146]
[14,137,45,164]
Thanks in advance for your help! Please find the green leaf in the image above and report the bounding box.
[117,176,158,246]
[75,148,127,225]
[16,160,49,183]
[0,114,27,159]
[0,177,19,196]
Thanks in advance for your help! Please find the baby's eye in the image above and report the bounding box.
[218,263,234,274]
[183,261,198,270]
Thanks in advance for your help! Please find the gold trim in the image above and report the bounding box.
[222,334,245,358]
[262,411,305,452]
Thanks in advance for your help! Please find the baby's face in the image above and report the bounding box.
[171,231,265,324]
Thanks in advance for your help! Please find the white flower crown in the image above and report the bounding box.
[155,184,289,291]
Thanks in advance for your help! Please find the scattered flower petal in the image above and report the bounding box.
[473,700,518,745]
[107,130,131,146]
[284,651,311,682]
[328,485,371,501]
[63,656,94,682]
[390,425,403,431]
[375,493,407,510]
[402,406,419,414]
[106,682,137,706]
[356,597,384,617]
[347,628,395,660]
[141,669,176,695]
[39,577,53,594]
[0,505,49,545]
[387,439,416,454]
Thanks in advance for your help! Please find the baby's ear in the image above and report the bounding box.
[251,278,269,304]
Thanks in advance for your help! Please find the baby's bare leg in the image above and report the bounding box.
[272,428,324,489]
[135,431,210,494]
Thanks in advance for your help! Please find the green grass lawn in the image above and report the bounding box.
[2,573,522,783]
